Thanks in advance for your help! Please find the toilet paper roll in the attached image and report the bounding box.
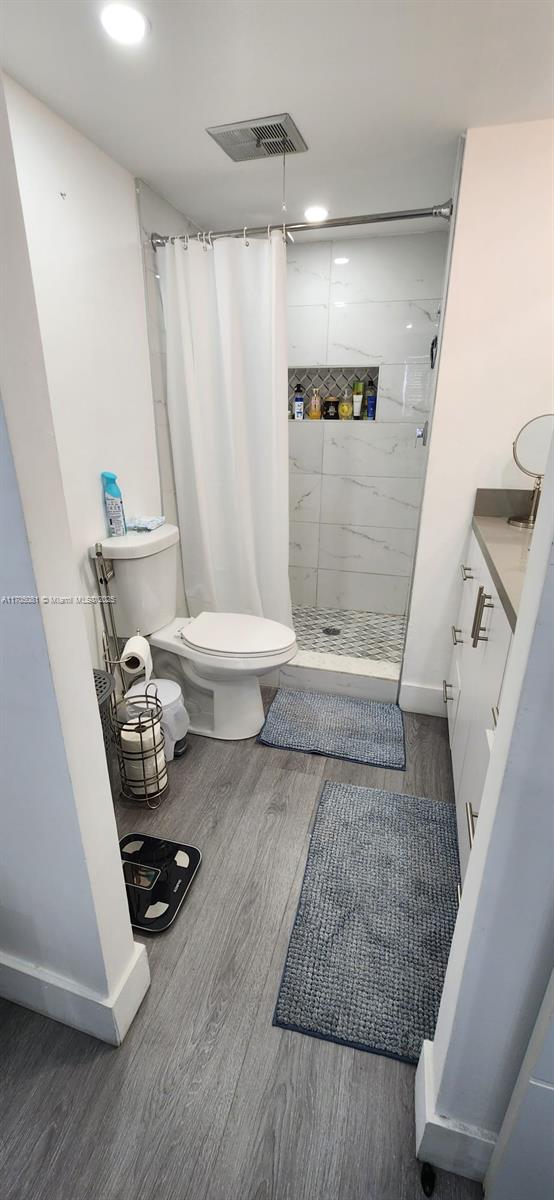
[124,747,167,784]
[121,635,152,683]
[120,717,163,756]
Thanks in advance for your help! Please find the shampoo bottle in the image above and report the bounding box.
[101,471,126,537]
[293,383,305,420]
[365,382,377,421]
[352,380,364,419]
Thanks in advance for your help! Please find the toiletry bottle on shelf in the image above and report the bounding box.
[323,395,339,420]
[101,471,126,537]
[338,388,353,420]
[365,380,377,421]
[308,386,322,419]
[293,383,305,420]
[352,380,364,420]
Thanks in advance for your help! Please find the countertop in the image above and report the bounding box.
[472,513,534,631]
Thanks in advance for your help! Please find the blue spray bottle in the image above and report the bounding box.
[101,471,127,537]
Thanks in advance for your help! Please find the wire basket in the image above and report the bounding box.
[111,683,169,809]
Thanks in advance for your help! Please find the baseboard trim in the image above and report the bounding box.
[415,1040,496,1182]
[399,680,446,717]
[0,941,150,1045]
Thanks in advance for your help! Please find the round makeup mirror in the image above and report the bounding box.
[508,413,554,529]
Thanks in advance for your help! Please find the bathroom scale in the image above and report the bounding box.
[120,833,202,933]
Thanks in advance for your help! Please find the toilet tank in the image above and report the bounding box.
[94,525,180,637]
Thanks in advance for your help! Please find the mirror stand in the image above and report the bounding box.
[508,474,543,530]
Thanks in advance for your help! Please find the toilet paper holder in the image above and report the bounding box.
[111,683,169,810]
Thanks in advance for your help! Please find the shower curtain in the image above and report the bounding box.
[157,232,292,627]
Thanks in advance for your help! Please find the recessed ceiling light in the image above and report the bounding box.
[406,323,413,329]
[334,301,346,308]
[100,4,149,44]
[334,257,349,265]
[304,205,328,223]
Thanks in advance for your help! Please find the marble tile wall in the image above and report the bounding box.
[287,231,448,615]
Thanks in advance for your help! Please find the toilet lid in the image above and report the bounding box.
[180,612,296,658]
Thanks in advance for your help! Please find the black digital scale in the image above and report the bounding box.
[120,833,201,932]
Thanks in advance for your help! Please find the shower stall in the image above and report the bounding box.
[140,183,450,701]
[286,229,448,697]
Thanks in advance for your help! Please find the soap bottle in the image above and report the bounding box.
[323,395,339,420]
[308,386,322,420]
[293,383,305,420]
[338,388,353,420]
[365,380,377,421]
[101,471,126,537]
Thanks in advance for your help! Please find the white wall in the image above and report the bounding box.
[0,77,149,1042]
[4,77,161,661]
[287,232,448,614]
[402,119,554,714]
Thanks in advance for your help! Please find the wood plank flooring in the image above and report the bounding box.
[0,699,482,1200]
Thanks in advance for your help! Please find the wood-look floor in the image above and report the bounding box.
[0,699,482,1200]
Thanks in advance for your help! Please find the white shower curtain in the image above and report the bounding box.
[158,232,292,627]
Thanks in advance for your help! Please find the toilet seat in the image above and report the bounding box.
[178,612,296,660]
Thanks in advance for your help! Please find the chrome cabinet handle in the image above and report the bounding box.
[471,590,493,647]
[465,801,478,848]
[460,564,474,581]
[451,625,463,645]
[470,585,484,642]
[456,883,462,906]
[443,680,454,703]
[491,705,499,729]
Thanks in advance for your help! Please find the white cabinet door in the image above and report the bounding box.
[449,531,513,877]
[447,539,480,786]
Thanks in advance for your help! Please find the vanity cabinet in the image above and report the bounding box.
[445,530,512,877]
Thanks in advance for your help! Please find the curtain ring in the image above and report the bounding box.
[282,222,286,245]
[202,231,208,251]
[243,227,249,247]
[197,233,202,246]
[207,231,213,248]
[267,224,272,241]
[183,234,189,251]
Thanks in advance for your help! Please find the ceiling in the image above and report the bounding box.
[1,0,553,231]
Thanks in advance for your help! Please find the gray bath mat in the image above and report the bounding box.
[259,688,405,769]
[274,781,460,1064]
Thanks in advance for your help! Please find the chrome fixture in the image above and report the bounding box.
[451,625,463,645]
[507,413,554,530]
[460,563,474,581]
[471,587,494,648]
[465,802,478,849]
[150,201,453,249]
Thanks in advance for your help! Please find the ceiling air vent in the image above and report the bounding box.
[206,113,308,162]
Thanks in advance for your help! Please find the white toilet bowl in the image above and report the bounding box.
[150,612,297,740]
[91,525,296,741]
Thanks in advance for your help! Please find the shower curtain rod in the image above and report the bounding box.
[150,201,453,248]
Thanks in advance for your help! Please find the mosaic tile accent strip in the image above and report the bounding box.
[292,605,406,663]
[288,366,379,402]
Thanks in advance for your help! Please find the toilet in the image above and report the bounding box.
[97,524,296,740]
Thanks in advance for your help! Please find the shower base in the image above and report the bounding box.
[265,606,407,704]
[292,606,406,664]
